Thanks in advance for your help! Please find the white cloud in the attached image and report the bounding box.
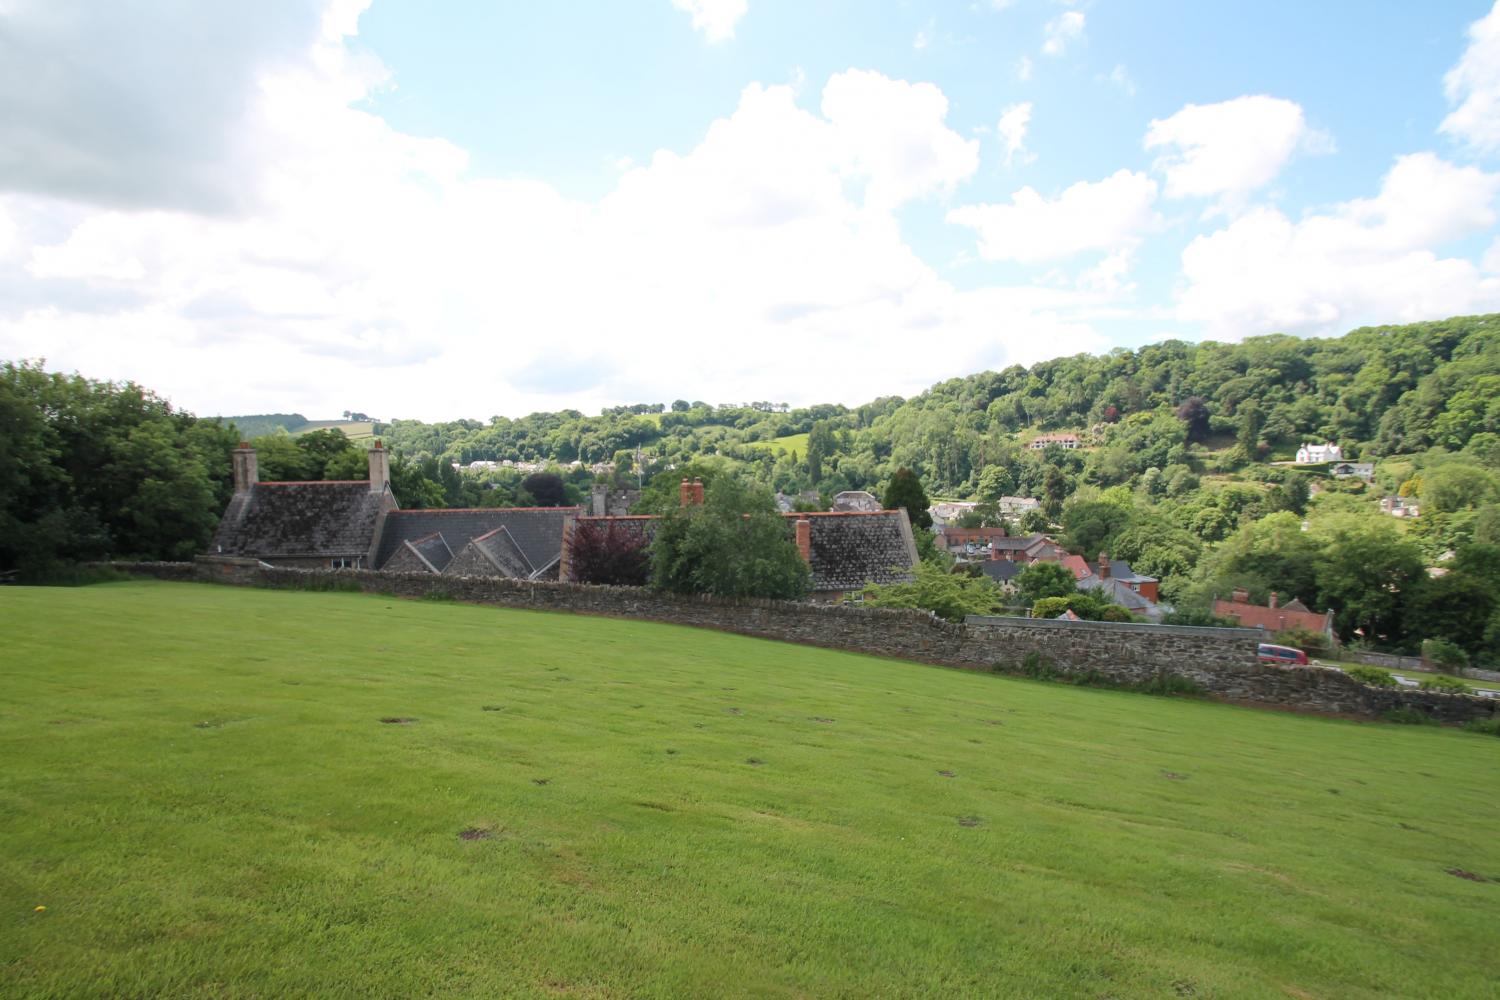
[1442,1,1500,153]
[1016,55,1033,82]
[669,0,747,43]
[0,0,336,212]
[1042,11,1084,57]
[1077,249,1136,296]
[1104,65,1135,97]
[996,102,1033,167]
[819,70,980,208]
[946,170,1161,262]
[1145,95,1331,206]
[0,11,1103,420]
[1177,153,1500,338]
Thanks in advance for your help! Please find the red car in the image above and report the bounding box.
[1257,643,1309,665]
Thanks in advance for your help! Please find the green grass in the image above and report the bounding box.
[746,432,809,457]
[3,583,1498,998]
[295,419,377,440]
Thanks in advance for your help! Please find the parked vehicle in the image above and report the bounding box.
[1257,643,1309,665]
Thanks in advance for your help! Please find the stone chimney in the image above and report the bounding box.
[795,516,812,564]
[368,440,390,493]
[1232,587,1250,603]
[1268,592,1279,610]
[232,442,258,493]
[1098,552,1111,579]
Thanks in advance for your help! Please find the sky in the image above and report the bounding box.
[2,1,1500,421]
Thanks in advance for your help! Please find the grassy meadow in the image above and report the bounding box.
[748,432,809,458]
[2,582,1497,998]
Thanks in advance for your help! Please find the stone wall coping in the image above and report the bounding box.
[964,613,1263,641]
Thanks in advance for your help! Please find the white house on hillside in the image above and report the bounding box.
[1296,442,1343,464]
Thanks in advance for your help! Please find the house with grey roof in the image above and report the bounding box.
[565,480,920,601]
[207,441,575,579]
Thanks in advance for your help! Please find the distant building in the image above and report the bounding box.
[831,490,881,513]
[1380,496,1420,518]
[928,501,978,527]
[1213,589,1336,644]
[995,496,1040,516]
[1028,433,1081,451]
[1330,462,1374,480]
[1296,442,1343,464]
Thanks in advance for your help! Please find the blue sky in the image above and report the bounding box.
[1,0,1498,419]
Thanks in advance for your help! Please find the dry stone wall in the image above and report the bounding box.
[103,559,1499,725]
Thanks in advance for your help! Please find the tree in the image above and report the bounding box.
[1310,514,1426,645]
[650,478,810,599]
[569,520,651,586]
[856,562,1003,622]
[521,472,568,507]
[1015,560,1077,606]
[805,420,837,485]
[1176,396,1211,444]
[1061,500,1133,560]
[883,468,932,530]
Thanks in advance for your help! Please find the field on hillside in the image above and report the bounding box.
[296,419,377,440]
[3,584,1498,998]
[747,432,809,457]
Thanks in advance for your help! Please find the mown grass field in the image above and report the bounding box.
[2,583,1498,998]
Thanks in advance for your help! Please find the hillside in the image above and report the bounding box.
[3,582,1497,997]
[222,413,377,441]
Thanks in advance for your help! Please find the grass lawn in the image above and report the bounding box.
[3,582,1498,998]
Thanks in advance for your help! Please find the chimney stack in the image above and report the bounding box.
[1268,592,1278,610]
[1232,587,1249,603]
[232,442,258,493]
[693,478,705,505]
[795,516,812,564]
[1098,552,1111,579]
[679,478,692,507]
[368,440,390,493]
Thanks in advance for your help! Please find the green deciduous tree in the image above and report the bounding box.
[1015,560,1077,606]
[856,562,1003,622]
[882,467,932,530]
[650,478,810,599]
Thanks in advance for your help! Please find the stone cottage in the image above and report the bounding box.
[207,442,575,579]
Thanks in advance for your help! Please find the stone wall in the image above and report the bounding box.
[102,560,1499,724]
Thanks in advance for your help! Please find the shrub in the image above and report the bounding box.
[1381,706,1438,725]
[1418,675,1470,693]
[1137,673,1205,697]
[570,520,651,586]
[1421,638,1469,674]
[1275,626,1330,658]
[1463,717,1500,737]
[1345,665,1398,688]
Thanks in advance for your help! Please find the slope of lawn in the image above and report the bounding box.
[2,582,1497,999]
[747,432,809,457]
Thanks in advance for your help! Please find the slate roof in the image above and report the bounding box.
[1078,575,1168,620]
[979,560,1023,585]
[796,510,919,592]
[407,532,454,573]
[1102,559,1155,585]
[374,507,577,575]
[209,482,388,560]
[465,526,533,577]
